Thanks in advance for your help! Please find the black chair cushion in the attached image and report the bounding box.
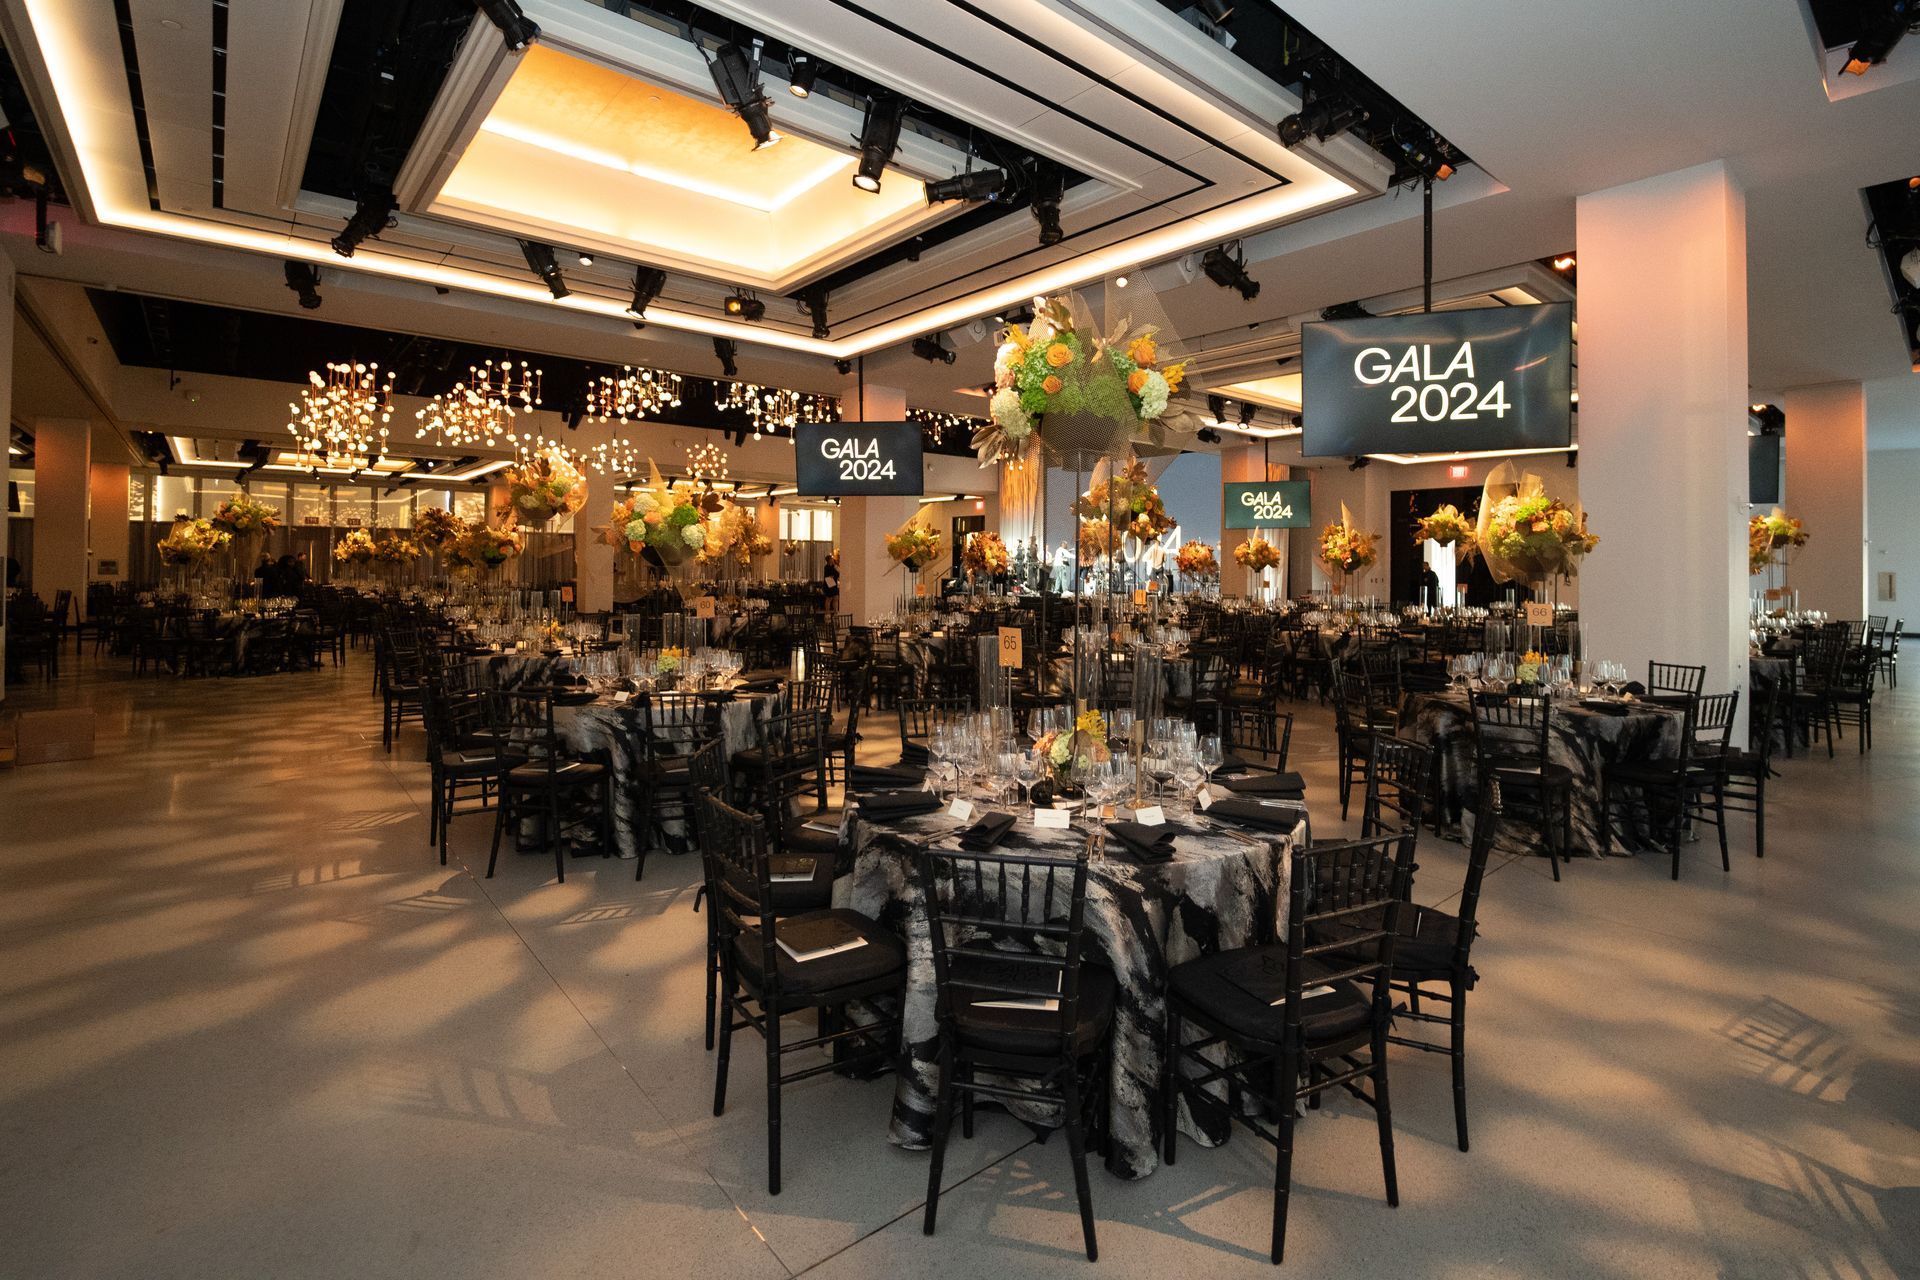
[952,961,1116,1058]
[781,808,847,855]
[731,909,907,1000]
[1168,946,1372,1047]
[506,760,607,788]
[1316,904,1471,984]
[1606,759,1687,785]
[440,749,520,776]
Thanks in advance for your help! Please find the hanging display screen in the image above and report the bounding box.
[1300,303,1574,457]
[794,422,924,496]
[1222,480,1311,528]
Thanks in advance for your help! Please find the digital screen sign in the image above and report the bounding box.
[1301,302,1573,457]
[794,421,925,497]
[1222,480,1311,528]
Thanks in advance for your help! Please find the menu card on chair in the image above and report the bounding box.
[767,857,818,883]
[775,916,868,963]
[1219,951,1336,1007]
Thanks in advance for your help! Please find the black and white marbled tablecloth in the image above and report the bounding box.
[471,651,575,692]
[1402,690,1684,856]
[837,801,1306,1180]
[548,687,784,858]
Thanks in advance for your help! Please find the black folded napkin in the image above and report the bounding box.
[1107,821,1177,863]
[898,743,931,768]
[1213,753,1256,777]
[1206,797,1305,832]
[856,789,941,821]
[735,677,783,693]
[959,812,1017,852]
[1223,771,1306,797]
[851,764,926,790]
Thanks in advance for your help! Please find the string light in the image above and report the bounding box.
[584,365,684,424]
[686,440,730,485]
[414,358,544,450]
[714,382,839,440]
[287,361,396,466]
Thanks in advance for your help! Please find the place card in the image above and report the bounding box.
[611,691,630,703]
[1197,789,1214,812]
[1034,807,1073,830]
[947,798,975,822]
[1134,805,1166,827]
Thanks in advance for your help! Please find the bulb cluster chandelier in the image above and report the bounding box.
[584,365,683,424]
[686,440,731,485]
[287,361,396,464]
[414,357,544,451]
[714,382,840,441]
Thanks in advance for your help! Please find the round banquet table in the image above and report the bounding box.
[470,649,577,693]
[837,799,1308,1180]
[1401,689,1685,856]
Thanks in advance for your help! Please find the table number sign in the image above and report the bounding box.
[1524,601,1554,627]
[997,626,1023,667]
[694,596,717,619]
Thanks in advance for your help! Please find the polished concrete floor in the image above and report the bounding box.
[1,650,1915,1279]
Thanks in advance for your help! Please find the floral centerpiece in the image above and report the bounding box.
[1413,503,1478,561]
[705,502,755,568]
[208,492,282,539]
[1748,510,1808,575]
[501,446,587,527]
[1515,649,1546,685]
[1175,541,1219,577]
[782,539,805,557]
[412,506,463,549]
[1318,517,1380,577]
[1234,536,1281,571]
[1072,457,1176,561]
[747,530,775,562]
[1033,708,1112,788]
[978,294,1187,465]
[331,528,376,566]
[371,532,420,565]
[536,619,565,649]
[1482,493,1597,578]
[961,531,1010,580]
[656,646,686,675]
[603,461,709,567]
[885,524,942,573]
[445,521,523,572]
[157,517,232,567]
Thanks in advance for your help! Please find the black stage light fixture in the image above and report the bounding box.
[1207,393,1229,420]
[576,250,594,266]
[714,337,739,378]
[1321,300,1372,321]
[1196,426,1222,444]
[708,42,780,150]
[1237,402,1255,426]
[912,335,956,364]
[627,265,667,316]
[1030,161,1066,246]
[1348,455,1371,471]
[1277,93,1369,149]
[787,50,820,97]
[1396,131,1456,181]
[476,0,539,51]
[1195,0,1235,22]
[724,290,766,322]
[800,286,831,339]
[833,358,853,375]
[925,167,1008,204]
[1202,244,1259,300]
[852,94,905,192]
[331,190,395,257]
[283,261,322,310]
[519,239,569,298]
[1841,1,1916,75]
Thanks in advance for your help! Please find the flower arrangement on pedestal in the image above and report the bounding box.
[1072,457,1176,561]
[1234,536,1281,572]
[208,493,282,539]
[1483,493,1597,577]
[157,517,232,567]
[412,506,462,549]
[501,446,587,527]
[1318,518,1380,577]
[782,539,805,558]
[977,294,1187,465]
[1033,708,1112,787]
[445,521,523,572]
[746,531,775,562]
[331,528,376,566]
[1175,541,1219,577]
[885,525,942,573]
[1413,503,1478,560]
[604,461,709,567]
[1748,510,1808,575]
[961,531,1010,580]
[371,531,421,571]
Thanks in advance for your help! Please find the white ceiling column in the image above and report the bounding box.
[569,421,617,615]
[1782,383,1868,619]
[1576,160,1750,734]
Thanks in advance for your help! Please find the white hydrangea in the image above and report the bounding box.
[681,524,706,549]
[623,519,648,542]
[990,387,1031,440]
[992,340,1020,382]
[516,493,539,510]
[632,491,660,514]
[1138,370,1170,420]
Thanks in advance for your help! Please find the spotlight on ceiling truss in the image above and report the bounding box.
[1202,243,1259,300]
[283,261,322,310]
[786,50,820,98]
[627,265,667,317]
[799,286,831,339]
[925,166,1008,205]
[330,190,395,258]
[724,290,766,322]
[912,336,956,365]
[1030,161,1066,246]
[707,41,780,150]
[853,94,905,193]
[714,337,739,378]
[518,240,568,299]
[476,0,539,51]
[1277,90,1369,149]
[1841,1,1918,75]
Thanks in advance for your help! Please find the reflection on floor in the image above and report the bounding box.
[1,652,1915,1278]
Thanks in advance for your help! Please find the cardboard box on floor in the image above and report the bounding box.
[13,708,96,765]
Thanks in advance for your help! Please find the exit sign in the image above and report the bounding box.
[1448,464,1470,479]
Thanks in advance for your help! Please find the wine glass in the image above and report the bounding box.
[1013,751,1043,818]
[992,750,1021,809]
[1197,733,1225,791]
